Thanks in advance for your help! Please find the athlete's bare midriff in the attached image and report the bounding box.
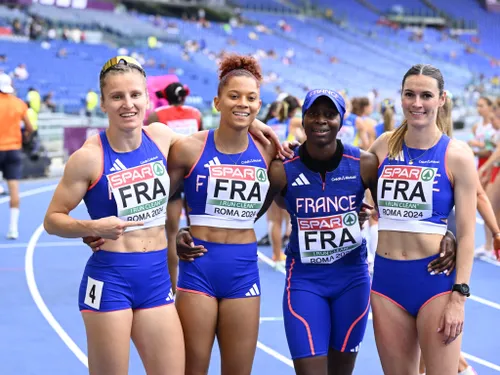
[191,225,257,244]
[377,230,444,260]
[99,225,168,253]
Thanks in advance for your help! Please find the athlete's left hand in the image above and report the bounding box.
[248,120,289,158]
[493,232,500,261]
[82,236,105,252]
[358,203,373,228]
[438,293,465,345]
[428,231,456,275]
[176,227,207,261]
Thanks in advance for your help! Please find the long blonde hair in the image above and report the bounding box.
[387,64,446,159]
[438,95,453,137]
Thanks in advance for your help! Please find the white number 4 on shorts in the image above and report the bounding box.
[84,276,104,310]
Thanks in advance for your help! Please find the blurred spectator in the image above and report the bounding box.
[26,87,40,114]
[13,64,28,81]
[85,89,99,119]
[43,91,57,112]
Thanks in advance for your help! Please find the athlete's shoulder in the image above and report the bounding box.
[342,143,360,157]
[66,139,102,179]
[447,138,474,158]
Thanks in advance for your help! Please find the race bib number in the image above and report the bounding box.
[205,165,269,220]
[298,212,362,264]
[84,276,104,310]
[107,161,169,224]
[378,165,437,220]
[167,119,198,136]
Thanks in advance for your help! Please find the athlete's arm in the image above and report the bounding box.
[255,159,287,221]
[476,175,500,236]
[478,144,500,175]
[44,143,142,239]
[360,150,379,206]
[449,141,476,286]
[166,133,201,197]
[438,141,477,344]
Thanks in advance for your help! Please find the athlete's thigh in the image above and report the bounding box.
[417,295,461,375]
[283,288,331,360]
[175,290,218,375]
[131,304,185,375]
[82,309,133,375]
[371,293,420,375]
[329,278,370,353]
[217,296,260,375]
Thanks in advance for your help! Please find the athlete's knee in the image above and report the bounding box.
[327,348,358,375]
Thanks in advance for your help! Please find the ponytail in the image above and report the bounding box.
[278,101,289,122]
[383,106,394,132]
[387,120,408,159]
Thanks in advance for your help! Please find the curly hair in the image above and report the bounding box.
[217,54,262,95]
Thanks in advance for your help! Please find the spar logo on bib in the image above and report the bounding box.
[108,161,168,219]
[205,165,269,220]
[378,165,437,220]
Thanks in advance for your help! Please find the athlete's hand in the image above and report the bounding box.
[82,236,105,252]
[278,140,300,160]
[478,165,491,186]
[176,227,207,261]
[92,216,144,240]
[494,233,500,261]
[438,293,465,345]
[358,203,373,228]
[428,231,456,275]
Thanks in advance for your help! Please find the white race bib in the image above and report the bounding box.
[107,160,169,230]
[378,165,437,221]
[298,212,362,264]
[205,165,269,221]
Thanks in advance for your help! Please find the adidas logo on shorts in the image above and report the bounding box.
[245,283,260,297]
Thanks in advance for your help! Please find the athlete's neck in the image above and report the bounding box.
[305,139,337,161]
[214,126,248,154]
[300,140,343,175]
[404,124,442,149]
[106,126,142,153]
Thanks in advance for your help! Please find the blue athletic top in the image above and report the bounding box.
[283,143,367,265]
[338,113,358,146]
[267,117,290,142]
[184,129,269,229]
[377,134,454,235]
[83,129,170,232]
